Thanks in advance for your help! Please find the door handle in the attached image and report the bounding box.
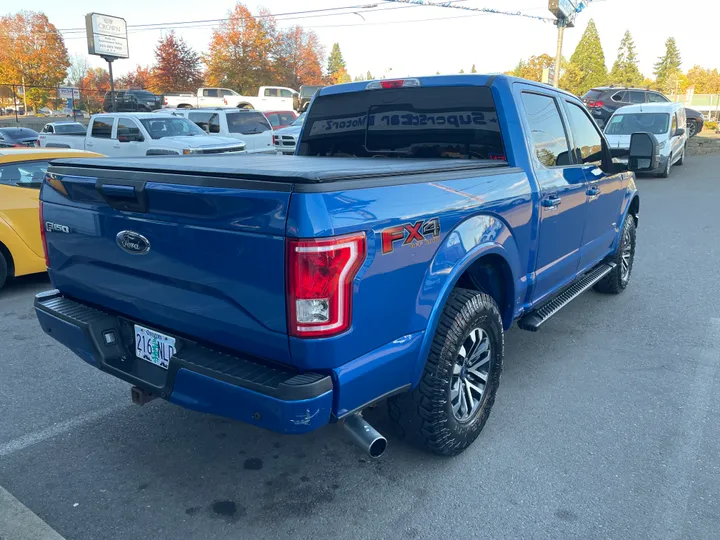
[113,143,121,148]
[542,196,562,210]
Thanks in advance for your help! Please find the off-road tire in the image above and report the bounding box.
[0,253,7,291]
[594,213,636,294]
[387,289,504,456]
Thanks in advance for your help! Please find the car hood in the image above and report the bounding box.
[274,125,303,137]
[158,135,242,148]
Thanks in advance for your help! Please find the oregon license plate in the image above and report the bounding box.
[134,324,176,370]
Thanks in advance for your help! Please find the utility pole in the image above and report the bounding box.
[553,19,566,88]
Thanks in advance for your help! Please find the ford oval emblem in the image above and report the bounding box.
[116,231,151,255]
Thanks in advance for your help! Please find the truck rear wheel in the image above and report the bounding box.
[388,288,504,456]
[594,213,636,294]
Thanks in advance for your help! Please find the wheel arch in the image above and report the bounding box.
[237,102,254,109]
[0,239,15,278]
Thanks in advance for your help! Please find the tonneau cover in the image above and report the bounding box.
[49,154,506,184]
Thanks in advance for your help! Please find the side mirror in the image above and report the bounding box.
[628,132,659,172]
[674,127,685,137]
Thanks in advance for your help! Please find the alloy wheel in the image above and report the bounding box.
[450,327,492,422]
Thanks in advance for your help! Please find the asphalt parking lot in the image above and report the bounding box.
[1,156,719,540]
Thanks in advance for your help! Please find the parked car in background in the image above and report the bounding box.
[0,148,103,289]
[104,90,164,112]
[37,113,245,156]
[264,110,297,130]
[582,86,704,136]
[164,86,297,111]
[604,102,687,178]
[0,128,39,148]
[272,112,305,155]
[293,85,324,112]
[39,122,87,136]
[171,108,275,154]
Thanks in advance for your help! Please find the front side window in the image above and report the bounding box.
[91,117,113,138]
[0,161,49,187]
[671,113,678,133]
[188,112,220,133]
[565,102,603,166]
[521,92,570,168]
[226,112,271,134]
[117,118,144,142]
[280,89,293,98]
[221,89,236,97]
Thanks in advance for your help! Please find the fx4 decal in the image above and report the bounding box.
[381,218,440,254]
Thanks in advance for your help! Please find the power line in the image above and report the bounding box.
[379,0,555,22]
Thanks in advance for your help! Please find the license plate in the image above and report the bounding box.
[134,324,176,370]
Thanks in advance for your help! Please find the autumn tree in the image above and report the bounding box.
[510,54,555,82]
[471,64,477,74]
[686,65,720,94]
[81,67,110,112]
[274,25,324,89]
[205,3,277,94]
[149,31,203,94]
[654,37,682,95]
[562,19,607,95]
[0,11,70,112]
[326,43,350,84]
[116,65,153,90]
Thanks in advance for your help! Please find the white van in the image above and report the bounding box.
[604,102,687,178]
[171,108,275,154]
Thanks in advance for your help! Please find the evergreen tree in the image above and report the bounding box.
[567,19,608,95]
[366,70,373,80]
[471,64,477,73]
[654,37,682,88]
[326,43,346,79]
[459,69,465,74]
[610,31,643,87]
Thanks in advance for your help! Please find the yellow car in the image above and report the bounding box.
[0,148,103,290]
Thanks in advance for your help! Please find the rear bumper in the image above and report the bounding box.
[34,290,333,434]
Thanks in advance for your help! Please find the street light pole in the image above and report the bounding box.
[553,19,566,88]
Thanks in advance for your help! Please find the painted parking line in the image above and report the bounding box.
[0,404,128,458]
[0,485,66,540]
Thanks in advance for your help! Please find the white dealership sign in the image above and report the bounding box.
[85,13,129,59]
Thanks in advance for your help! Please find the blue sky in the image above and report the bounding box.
[14,0,719,80]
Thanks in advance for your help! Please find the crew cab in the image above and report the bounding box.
[36,75,652,458]
[168,108,275,154]
[37,113,245,156]
[39,122,87,136]
[164,86,297,111]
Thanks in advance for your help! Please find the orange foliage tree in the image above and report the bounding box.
[274,25,325,89]
[0,11,69,112]
[149,31,203,94]
[80,67,110,112]
[116,65,153,90]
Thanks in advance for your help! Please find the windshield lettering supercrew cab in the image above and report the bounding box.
[35,75,652,458]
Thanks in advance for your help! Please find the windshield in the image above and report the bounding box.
[54,123,86,134]
[298,86,505,160]
[291,113,306,126]
[226,112,271,134]
[139,117,206,139]
[605,112,670,135]
[0,161,49,188]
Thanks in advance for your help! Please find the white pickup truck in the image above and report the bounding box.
[37,113,245,157]
[163,86,297,111]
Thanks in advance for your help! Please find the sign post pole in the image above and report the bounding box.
[553,19,565,88]
[105,57,116,112]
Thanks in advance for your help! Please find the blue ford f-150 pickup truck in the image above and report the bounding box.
[35,75,654,457]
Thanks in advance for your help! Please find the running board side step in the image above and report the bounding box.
[518,263,616,332]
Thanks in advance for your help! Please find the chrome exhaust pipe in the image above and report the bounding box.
[343,413,387,458]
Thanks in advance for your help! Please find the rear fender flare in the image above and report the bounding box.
[412,214,523,386]
[612,178,639,252]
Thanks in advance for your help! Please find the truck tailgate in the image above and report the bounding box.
[41,162,293,364]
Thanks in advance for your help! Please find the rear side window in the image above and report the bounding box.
[203,89,219,98]
[565,102,603,166]
[188,112,221,133]
[521,92,570,167]
[628,91,645,104]
[611,91,626,102]
[226,112,271,134]
[648,92,669,103]
[91,117,113,138]
[299,86,505,160]
[264,88,279,97]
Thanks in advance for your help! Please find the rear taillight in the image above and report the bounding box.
[164,97,168,105]
[12,143,23,148]
[39,201,50,267]
[587,100,604,108]
[287,233,366,338]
